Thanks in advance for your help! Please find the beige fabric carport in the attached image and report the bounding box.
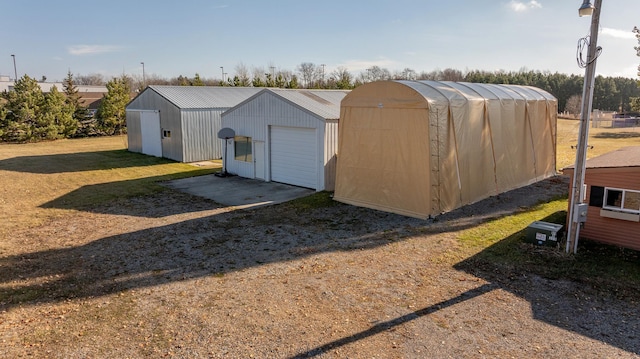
[334,80,557,219]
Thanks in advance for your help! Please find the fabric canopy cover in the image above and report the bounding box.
[334,80,557,219]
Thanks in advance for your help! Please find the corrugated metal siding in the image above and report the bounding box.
[125,110,142,153]
[223,91,322,140]
[566,167,640,250]
[324,120,339,191]
[181,109,224,162]
[127,87,261,162]
[222,90,338,190]
[127,88,184,161]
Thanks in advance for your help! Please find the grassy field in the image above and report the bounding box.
[556,118,640,169]
[0,136,220,239]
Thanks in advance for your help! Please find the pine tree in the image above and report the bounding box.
[96,75,130,135]
[62,71,87,125]
[192,73,205,86]
[2,75,45,142]
[40,85,76,139]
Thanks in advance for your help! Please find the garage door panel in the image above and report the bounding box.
[271,126,317,189]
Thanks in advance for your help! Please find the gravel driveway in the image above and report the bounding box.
[1,175,638,358]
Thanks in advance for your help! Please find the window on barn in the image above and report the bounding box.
[162,129,171,138]
[603,187,640,214]
[234,136,252,162]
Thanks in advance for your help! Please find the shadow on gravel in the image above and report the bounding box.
[9,176,621,353]
[290,283,498,358]
[0,150,173,174]
[1,177,568,311]
[454,217,640,355]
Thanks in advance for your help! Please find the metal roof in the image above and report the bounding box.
[265,88,349,120]
[147,85,261,109]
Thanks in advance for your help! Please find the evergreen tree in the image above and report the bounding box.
[62,70,87,125]
[96,75,130,135]
[192,73,205,86]
[286,75,299,89]
[2,75,45,142]
[41,85,76,139]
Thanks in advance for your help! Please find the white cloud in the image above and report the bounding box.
[68,45,122,56]
[508,0,542,12]
[601,27,636,40]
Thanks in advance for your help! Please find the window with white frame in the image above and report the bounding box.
[602,187,640,214]
[234,136,252,162]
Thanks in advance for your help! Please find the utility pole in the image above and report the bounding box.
[566,0,602,254]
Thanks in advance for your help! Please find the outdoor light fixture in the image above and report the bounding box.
[11,54,17,82]
[578,0,595,17]
[140,62,145,87]
[566,0,602,254]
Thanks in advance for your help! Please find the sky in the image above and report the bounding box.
[1,0,639,83]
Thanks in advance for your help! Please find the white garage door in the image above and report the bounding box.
[270,126,317,189]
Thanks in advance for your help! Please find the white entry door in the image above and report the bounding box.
[254,141,265,180]
[140,111,162,157]
[270,126,317,189]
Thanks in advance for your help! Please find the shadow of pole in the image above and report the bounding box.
[290,283,497,358]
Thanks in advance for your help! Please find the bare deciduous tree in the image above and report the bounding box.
[297,62,319,88]
[75,73,106,86]
[565,94,582,117]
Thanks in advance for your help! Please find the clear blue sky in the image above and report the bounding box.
[1,0,639,82]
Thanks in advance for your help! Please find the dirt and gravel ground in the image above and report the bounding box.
[1,175,639,358]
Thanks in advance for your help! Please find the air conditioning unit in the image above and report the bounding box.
[525,221,563,247]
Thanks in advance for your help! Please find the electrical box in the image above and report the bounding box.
[525,221,564,247]
[573,203,589,223]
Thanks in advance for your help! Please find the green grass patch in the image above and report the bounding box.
[456,198,640,296]
[0,136,221,233]
[287,191,340,211]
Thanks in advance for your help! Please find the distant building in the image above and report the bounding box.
[0,78,108,115]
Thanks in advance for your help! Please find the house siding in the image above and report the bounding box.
[565,166,640,250]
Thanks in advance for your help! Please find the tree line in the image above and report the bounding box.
[122,63,639,114]
[1,64,639,142]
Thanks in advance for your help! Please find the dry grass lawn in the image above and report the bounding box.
[0,122,639,358]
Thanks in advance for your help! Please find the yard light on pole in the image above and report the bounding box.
[140,62,145,87]
[578,0,595,16]
[220,66,224,83]
[11,54,17,82]
[566,0,602,254]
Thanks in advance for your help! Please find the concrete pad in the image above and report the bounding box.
[162,174,315,209]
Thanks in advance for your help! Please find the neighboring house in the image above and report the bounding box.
[125,86,261,162]
[221,88,349,191]
[334,80,558,219]
[0,79,107,115]
[563,146,640,251]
